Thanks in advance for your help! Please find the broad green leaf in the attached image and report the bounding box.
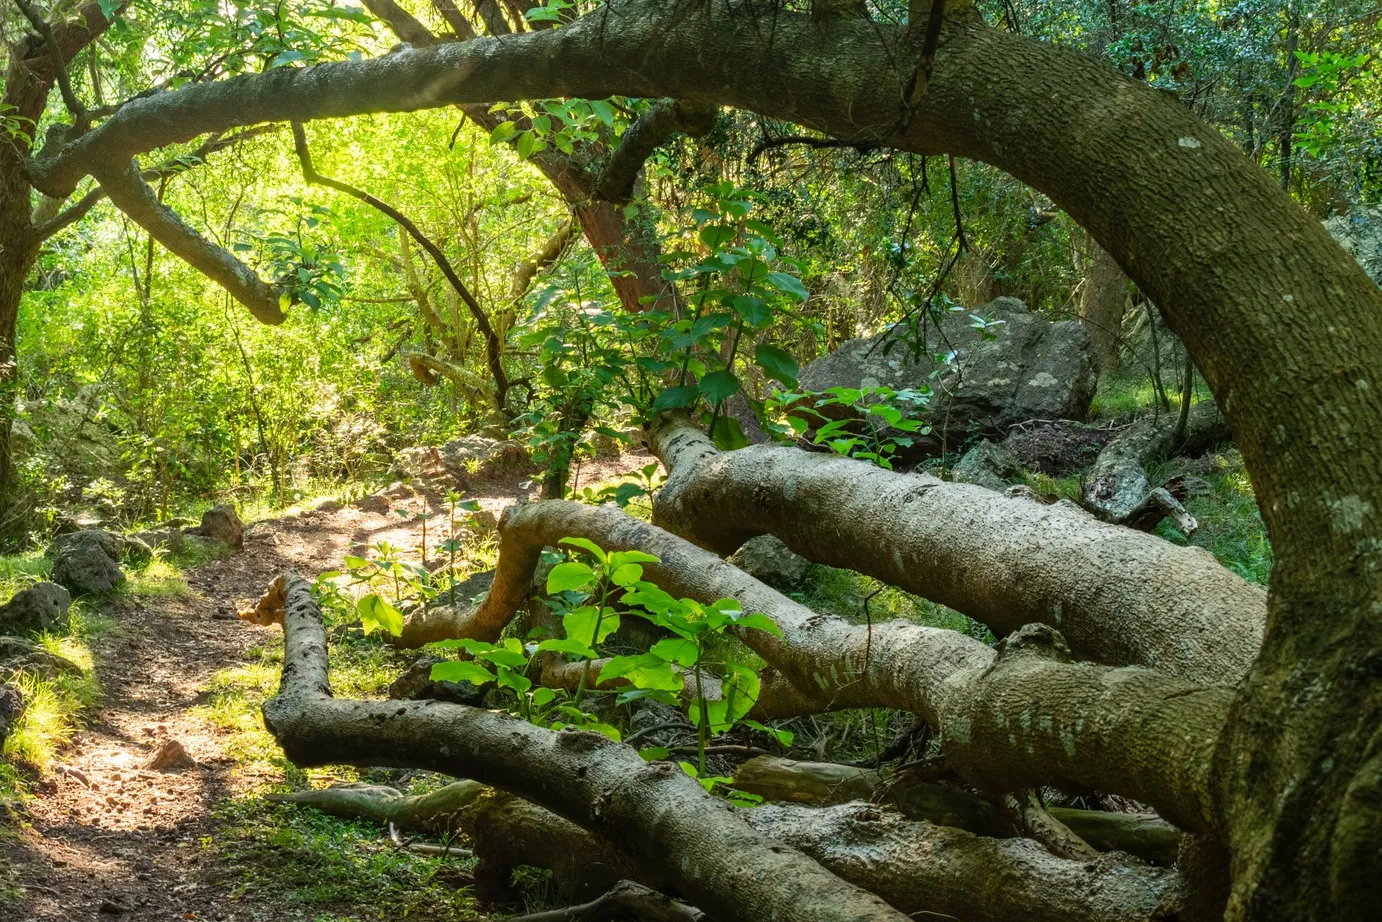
[731,612,784,637]
[729,295,772,328]
[564,605,619,647]
[766,271,809,301]
[430,660,497,685]
[496,666,532,695]
[558,536,607,563]
[547,561,595,593]
[356,593,403,637]
[530,687,557,708]
[607,550,660,569]
[652,385,700,411]
[489,120,518,143]
[639,746,671,761]
[710,415,749,451]
[610,563,644,586]
[754,344,799,385]
[650,636,698,667]
[599,654,682,691]
[699,224,736,249]
[536,637,598,658]
[699,369,740,404]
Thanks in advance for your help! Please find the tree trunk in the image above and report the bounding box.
[1078,232,1130,373]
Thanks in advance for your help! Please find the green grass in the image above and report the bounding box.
[212,795,483,921]
[1,599,111,804]
[1019,470,1083,501]
[1154,452,1272,584]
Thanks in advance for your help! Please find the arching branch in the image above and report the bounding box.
[593,100,718,204]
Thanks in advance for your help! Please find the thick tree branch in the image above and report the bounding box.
[13,0,90,131]
[34,127,275,241]
[406,498,1228,834]
[650,413,1264,686]
[92,159,285,324]
[593,100,717,204]
[262,572,911,922]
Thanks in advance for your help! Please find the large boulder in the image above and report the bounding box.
[951,441,1022,492]
[0,635,83,681]
[48,529,137,595]
[727,535,809,592]
[188,504,244,549]
[1326,207,1382,286]
[394,435,529,490]
[0,582,71,634]
[797,298,1097,452]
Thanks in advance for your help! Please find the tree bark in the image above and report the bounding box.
[425,498,1231,834]
[650,413,1263,686]
[1077,232,1130,373]
[262,572,911,922]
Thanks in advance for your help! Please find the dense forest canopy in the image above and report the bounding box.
[0,1,1379,921]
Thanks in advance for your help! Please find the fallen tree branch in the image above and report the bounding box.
[279,781,1177,922]
[261,572,911,922]
[649,413,1263,686]
[731,755,1180,864]
[410,499,1229,834]
[509,880,707,922]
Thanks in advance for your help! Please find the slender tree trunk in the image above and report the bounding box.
[1077,231,1129,373]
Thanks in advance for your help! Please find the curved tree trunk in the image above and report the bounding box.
[650,413,1263,686]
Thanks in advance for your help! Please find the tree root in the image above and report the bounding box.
[508,880,707,922]
[648,412,1262,686]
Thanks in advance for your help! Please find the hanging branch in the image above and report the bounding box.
[290,121,511,413]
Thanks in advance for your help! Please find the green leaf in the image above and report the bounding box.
[496,666,532,695]
[610,563,644,586]
[754,344,799,386]
[729,295,772,328]
[356,593,403,637]
[638,746,671,761]
[652,385,700,411]
[530,687,557,708]
[558,537,607,564]
[710,415,749,451]
[564,605,619,647]
[547,561,595,593]
[599,654,682,691]
[766,271,809,301]
[607,550,660,569]
[650,636,698,667]
[699,369,740,404]
[489,121,518,143]
[699,224,736,249]
[430,660,496,685]
[516,130,536,159]
[613,482,645,507]
[536,637,598,658]
[731,612,784,637]
[589,99,615,126]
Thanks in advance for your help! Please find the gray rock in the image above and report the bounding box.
[9,419,37,461]
[0,582,72,634]
[727,535,809,591]
[394,436,529,489]
[0,685,24,746]
[188,504,244,549]
[951,441,1023,492]
[1326,207,1382,286]
[0,635,83,680]
[931,302,1098,439]
[388,656,488,706]
[797,298,1097,452]
[48,529,130,596]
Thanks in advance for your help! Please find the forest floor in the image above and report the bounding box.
[0,452,653,922]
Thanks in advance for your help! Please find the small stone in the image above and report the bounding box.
[144,739,197,772]
[188,505,243,549]
[951,441,1023,492]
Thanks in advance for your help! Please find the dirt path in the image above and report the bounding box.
[0,454,651,921]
